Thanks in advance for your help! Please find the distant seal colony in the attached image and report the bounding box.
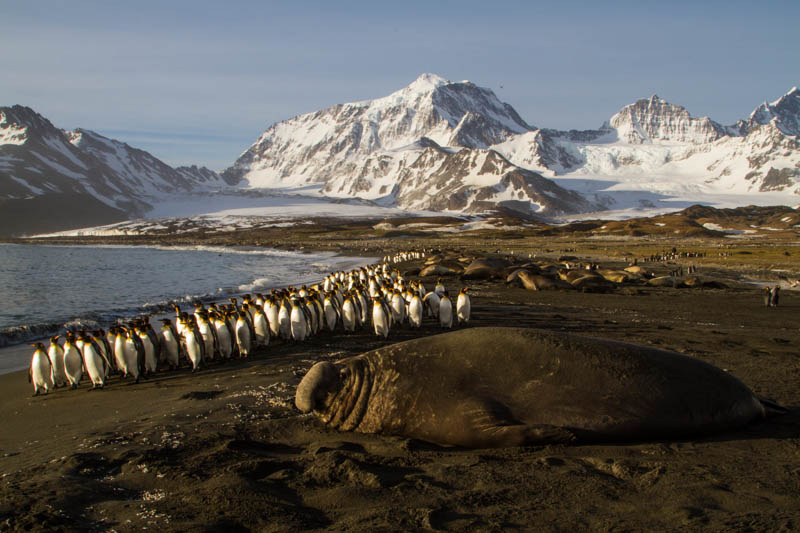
[296,327,770,448]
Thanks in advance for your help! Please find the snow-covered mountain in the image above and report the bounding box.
[607,95,730,144]
[226,75,800,218]
[4,77,798,236]
[0,105,229,236]
[497,87,800,202]
[223,73,598,217]
[740,86,800,137]
[223,73,532,186]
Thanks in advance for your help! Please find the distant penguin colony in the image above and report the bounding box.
[26,250,475,396]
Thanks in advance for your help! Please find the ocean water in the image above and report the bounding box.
[0,243,370,373]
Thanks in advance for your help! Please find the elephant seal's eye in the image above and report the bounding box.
[340,368,349,379]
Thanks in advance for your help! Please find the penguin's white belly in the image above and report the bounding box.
[290,310,308,341]
[342,301,356,331]
[83,346,105,386]
[409,298,423,328]
[266,306,280,337]
[140,336,157,372]
[457,295,471,323]
[372,307,389,338]
[48,346,67,385]
[324,302,337,331]
[31,352,52,393]
[63,346,83,385]
[124,340,140,378]
[440,299,453,328]
[161,331,180,367]
[254,314,269,345]
[114,338,127,373]
[184,334,202,368]
[235,321,251,356]
[215,324,233,359]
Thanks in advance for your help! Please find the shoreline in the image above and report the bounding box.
[0,245,379,373]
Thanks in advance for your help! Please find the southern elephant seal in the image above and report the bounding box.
[518,271,574,291]
[296,327,769,448]
[460,257,511,280]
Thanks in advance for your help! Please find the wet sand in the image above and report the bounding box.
[1,257,799,532]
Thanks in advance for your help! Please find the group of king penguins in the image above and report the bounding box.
[27,253,472,396]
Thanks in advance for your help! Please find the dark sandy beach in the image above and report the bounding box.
[1,250,799,532]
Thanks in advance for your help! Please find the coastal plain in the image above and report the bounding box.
[1,214,799,532]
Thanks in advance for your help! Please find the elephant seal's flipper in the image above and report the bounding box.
[444,397,576,447]
[486,424,576,447]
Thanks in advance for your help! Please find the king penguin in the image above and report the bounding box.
[212,311,234,360]
[183,320,205,371]
[234,311,252,358]
[323,293,339,332]
[390,289,406,326]
[253,307,269,347]
[137,326,158,375]
[456,287,471,324]
[123,327,145,383]
[47,335,68,388]
[434,277,445,297]
[28,342,53,396]
[63,333,83,389]
[372,296,390,338]
[408,293,423,329]
[264,296,281,338]
[113,328,129,376]
[290,299,309,342]
[159,318,181,370]
[439,290,453,328]
[424,290,441,318]
[342,295,357,332]
[80,334,106,390]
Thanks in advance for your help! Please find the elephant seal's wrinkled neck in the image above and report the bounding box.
[318,358,373,431]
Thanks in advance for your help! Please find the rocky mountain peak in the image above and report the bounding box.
[405,72,450,94]
[745,85,800,137]
[608,95,725,144]
[1,105,66,146]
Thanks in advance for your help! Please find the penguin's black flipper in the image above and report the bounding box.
[100,337,115,371]
[133,335,146,379]
[90,338,111,375]
[245,313,255,341]
[178,334,189,365]
[138,350,146,379]
[169,323,185,361]
[209,324,219,357]
[225,320,235,347]
[194,328,206,363]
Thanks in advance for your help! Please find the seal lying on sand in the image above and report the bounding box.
[296,328,774,448]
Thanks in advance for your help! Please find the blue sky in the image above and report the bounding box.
[3,1,798,170]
